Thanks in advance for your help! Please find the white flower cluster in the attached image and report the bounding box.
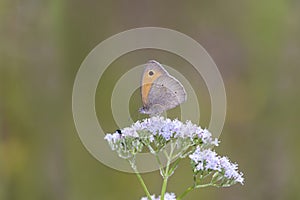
[105,116,218,158]
[189,147,244,185]
[105,116,244,186]
[140,192,176,200]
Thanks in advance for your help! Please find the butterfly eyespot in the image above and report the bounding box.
[148,71,154,76]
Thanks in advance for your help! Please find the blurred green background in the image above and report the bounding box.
[1,0,300,200]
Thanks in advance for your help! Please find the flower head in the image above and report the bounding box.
[189,146,244,185]
[105,116,218,159]
[105,116,244,189]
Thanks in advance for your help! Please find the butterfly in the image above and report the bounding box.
[139,60,187,116]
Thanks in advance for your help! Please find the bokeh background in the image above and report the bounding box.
[1,1,300,200]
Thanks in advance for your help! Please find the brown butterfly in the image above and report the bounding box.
[139,60,187,116]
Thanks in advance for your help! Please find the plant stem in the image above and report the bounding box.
[134,170,152,200]
[160,143,175,200]
[155,153,164,176]
[177,183,214,200]
[177,186,194,200]
[130,160,152,200]
[160,171,169,200]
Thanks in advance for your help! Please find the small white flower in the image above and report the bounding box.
[122,127,139,137]
[140,194,155,200]
[211,138,220,146]
[200,129,213,144]
[163,192,176,200]
[140,192,176,200]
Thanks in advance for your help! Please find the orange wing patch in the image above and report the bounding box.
[141,69,162,105]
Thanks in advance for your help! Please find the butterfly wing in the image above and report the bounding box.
[148,74,187,112]
[140,60,168,106]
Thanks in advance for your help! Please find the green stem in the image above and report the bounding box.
[177,186,194,200]
[169,157,181,173]
[155,153,164,176]
[194,183,215,188]
[160,164,169,200]
[177,183,214,200]
[134,169,152,200]
[130,160,152,200]
[160,143,175,200]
